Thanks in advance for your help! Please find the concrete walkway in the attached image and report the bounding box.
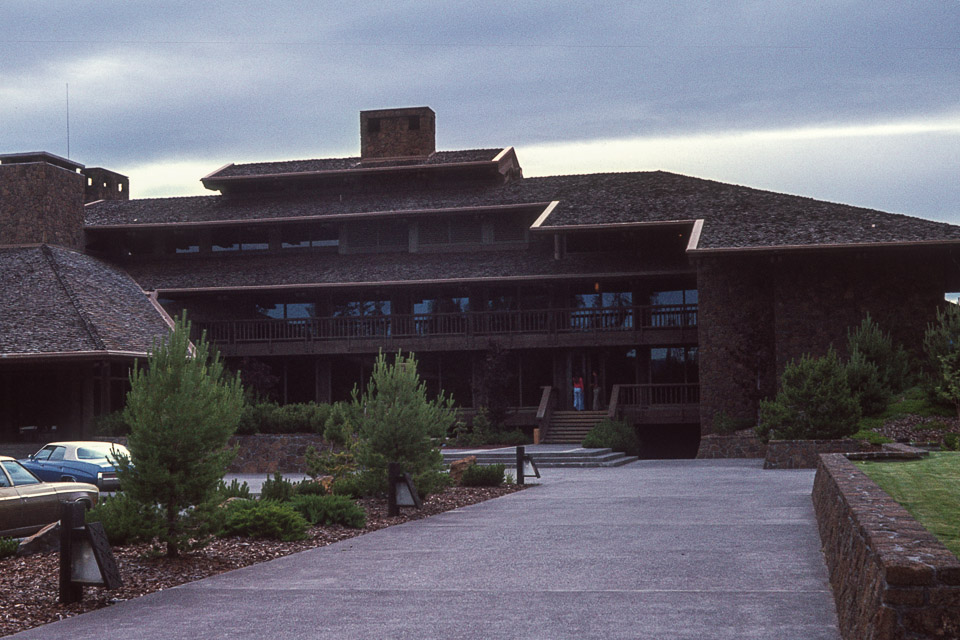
[12,460,839,639]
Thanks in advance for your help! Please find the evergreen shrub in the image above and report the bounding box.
[460,463,505,487]
[87,492,163,546]
[330,471,383,499]
[845,349,890,416]
[293,480,326,496]
[848,314,910,393]
[116,313,245,557]
[581,419,641,456]
[289,495,366,528]
[944,433,960,451]
[260,472,295,502]
[352,351,456,485]
[0,537,20,559]
[219,500,308,541]
[756,349,861,442]
[413,469,452,499]
[214,478,252,501]
[323,401,357,446]
[94,410,130,437]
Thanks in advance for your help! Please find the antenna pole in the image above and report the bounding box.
[66,83,70,158]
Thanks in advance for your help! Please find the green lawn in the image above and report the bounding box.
[856,452,960,558]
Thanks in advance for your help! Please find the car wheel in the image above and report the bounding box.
[61,476,77,482]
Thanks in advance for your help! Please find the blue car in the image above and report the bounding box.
[19,441,129,491]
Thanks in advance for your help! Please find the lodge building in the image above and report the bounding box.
[3,107,960,456]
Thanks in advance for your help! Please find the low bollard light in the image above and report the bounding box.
[59,501,123,604]
[387,462,422,517]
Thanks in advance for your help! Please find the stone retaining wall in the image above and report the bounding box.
[95,434,327,474]
[763,438,879,469]
[695,431,767,458]
[227,434,328,474]
[812,453,960,639]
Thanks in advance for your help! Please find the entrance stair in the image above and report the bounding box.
[541,410,606,444]
[441,445,637,468]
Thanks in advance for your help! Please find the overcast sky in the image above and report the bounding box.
[2,2,958,223]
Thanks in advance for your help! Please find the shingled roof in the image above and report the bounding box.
[207,149,503,179]
[122,247,688,293]
[0,245,171,356]
[86,166,960,252]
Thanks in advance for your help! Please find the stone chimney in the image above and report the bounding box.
[0,152,86,250]
[360,107,436,161]
[82,167,129,203]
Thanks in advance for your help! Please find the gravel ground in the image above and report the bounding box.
[0,484,526,638]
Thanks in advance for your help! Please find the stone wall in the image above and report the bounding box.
[696,248,947,440]
[0,162,84,249]
[228,434,328,474]
[695,431,767,458]
[360,107,436,160]
[96,433,328,474]
[813,453,960,639]
[695,255,776,433]
[763,439,878,469]
[772,251,945,373]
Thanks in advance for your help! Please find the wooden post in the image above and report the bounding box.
[516,446,525,486]
[59,502,84,604]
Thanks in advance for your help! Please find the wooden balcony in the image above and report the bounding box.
[194,304,697,356]
[608,383,700,424]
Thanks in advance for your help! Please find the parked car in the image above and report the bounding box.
[0,456,99,538]
[19,441,130,491]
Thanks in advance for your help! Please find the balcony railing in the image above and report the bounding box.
[607,383,700,420]
[194,304,697,346]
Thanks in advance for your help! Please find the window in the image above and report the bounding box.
[346,220,408,251]
[281,223,338,249]
[419,218,481,245]
[492,216,527,242]
[166,230,199,254]
[1,460,40,486]
[211,228,240,252]
[240,226,269,251]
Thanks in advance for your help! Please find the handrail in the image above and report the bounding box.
[195,303,698,345]
[536,386,557,443]
[609,383,700,412]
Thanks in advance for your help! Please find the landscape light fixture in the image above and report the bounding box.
[387,462,422,517]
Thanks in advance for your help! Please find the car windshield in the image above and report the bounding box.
[76,444,128,462]
[1,460,41,486]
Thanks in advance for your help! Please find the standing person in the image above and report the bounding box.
[573,375,584,411]
[591,370,601,410]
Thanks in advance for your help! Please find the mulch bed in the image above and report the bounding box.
[871,415,960,445]
[0,484,526,638]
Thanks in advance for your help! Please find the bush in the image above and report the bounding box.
[294,480,326,496]
[0,537,20,559]
[304,446,356,481]
[237,402,335,434]
[460,464,505,487]
[219,500,308,541]
[289,495,366,528]
[413,469,452,499]
[330,471,383,499]
[851,429,894,446]
[943,433,960,451]
[260,472,295,502]
[487,429,530,446]
[213,478,252,501]
[581,419,641,456]
[323,402,357,446]
[756,350,861,442]
[87,492,163,546]
[94,411,130,437]
[712,410,754,435]
[846,349,890,416]
[848,314,910,393]
[237,402,277,435]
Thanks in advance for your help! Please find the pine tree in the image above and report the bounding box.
[116,314,244,557]
[351,351,456,483]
